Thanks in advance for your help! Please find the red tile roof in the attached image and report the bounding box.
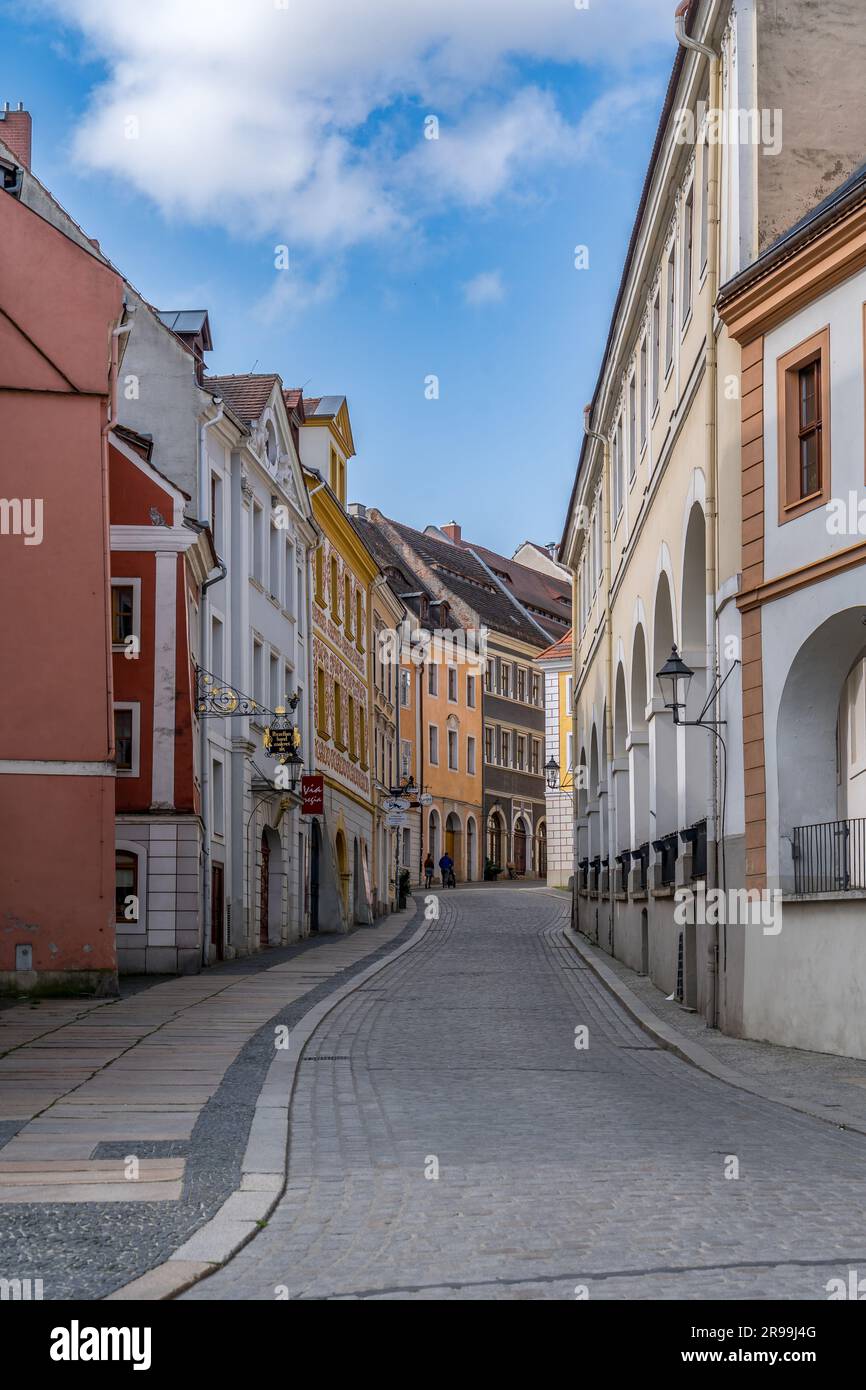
[203,373,280,423]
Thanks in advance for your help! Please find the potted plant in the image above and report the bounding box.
[484,858,501,881]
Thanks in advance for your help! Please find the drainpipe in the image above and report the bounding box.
[197,396,226,968]
[676,0,722,1028]
[583,405,614,957]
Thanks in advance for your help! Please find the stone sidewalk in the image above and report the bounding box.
[565,921,866,1135]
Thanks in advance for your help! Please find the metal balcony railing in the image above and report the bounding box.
[793,817,866,894]
[630,842,649,892]
[652,832,679,887]
[680,818,707,881]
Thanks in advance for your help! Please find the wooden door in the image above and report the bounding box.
[260,830,270,945]
[211,863,225,961]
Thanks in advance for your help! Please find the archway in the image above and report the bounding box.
[428,808,440,862]
[537,819,548,877]
[681,503,709,829]
[513,816,528,875]
[260,825,283,945]
[334,828,349,920]
[487,809,504,869]
[466,816,476,881]
[613,662,631,860]
[310,821,321,933]
[630,625,650,851]
[777,607,866,891]
[652,571,679,840]
[445,812,461,877]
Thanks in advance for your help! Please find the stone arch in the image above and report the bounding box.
[652,570,678,839]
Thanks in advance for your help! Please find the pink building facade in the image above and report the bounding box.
[0,178,124,993]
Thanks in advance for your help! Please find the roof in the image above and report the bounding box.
[203,373,281,423]
[283,388,306,417]
[382,517,555,647]
[455,539,571,628]
[536,629,573,662]
[303,395,344,418]
[350,516,434,607]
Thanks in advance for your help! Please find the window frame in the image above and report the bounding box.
[113,702,140,778]
[111,578,140,651]
[776,325,831,524]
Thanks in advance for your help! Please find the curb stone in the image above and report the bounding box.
[563,924,866,1139]
[106,898,433,1301]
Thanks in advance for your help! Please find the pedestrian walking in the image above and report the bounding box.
[439,852,455,887]
[424,853,435,889]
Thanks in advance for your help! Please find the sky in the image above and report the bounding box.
[1,0,677,554]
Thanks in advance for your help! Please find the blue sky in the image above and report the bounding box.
[2,0,676,553]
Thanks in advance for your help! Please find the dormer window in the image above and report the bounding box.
[265,420,278,467]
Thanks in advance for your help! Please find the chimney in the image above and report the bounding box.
[0,103,32,171]
[441,520,461,544]
[347,502,366,519]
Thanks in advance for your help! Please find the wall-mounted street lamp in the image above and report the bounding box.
[654,645,738,728]
[544,756,560,791]
[263,692,303,791]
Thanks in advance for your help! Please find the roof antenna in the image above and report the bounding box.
[249,359,258,374]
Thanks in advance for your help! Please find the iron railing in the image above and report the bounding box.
[681,818,707,881]
[793,817,866,894]
[631,842,649,892]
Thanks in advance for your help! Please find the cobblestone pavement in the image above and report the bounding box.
[183,886,866,1301]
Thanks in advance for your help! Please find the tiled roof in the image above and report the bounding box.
[203,373,280,422]
[384,518,552,647]
[463,542,571,627]
[350,517,432,603]
[536,629,572,662]
[283,388,305,417]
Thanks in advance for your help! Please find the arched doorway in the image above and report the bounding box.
[487,810,504,869]
[335,828,349,920]
[445,812,461,877]
[537,819,547,877]
[428,808,440,862]
[466,817,476,881]
[310,821,321,934]
[259,829,270,945]
[513,816,528,875]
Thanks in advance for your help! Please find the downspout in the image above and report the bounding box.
[583,405,614,956]
[676,0,722,1028]
[197,397,226,968]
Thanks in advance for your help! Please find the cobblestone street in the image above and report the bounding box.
[184,886,866,1301]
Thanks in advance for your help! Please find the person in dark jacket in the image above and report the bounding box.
[424,853,435,889]
[439,852,455,887]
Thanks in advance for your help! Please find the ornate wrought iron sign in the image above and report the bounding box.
[195,666,269,718]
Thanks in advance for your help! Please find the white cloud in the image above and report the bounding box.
[463,270,505,306]
[27,0,674,249]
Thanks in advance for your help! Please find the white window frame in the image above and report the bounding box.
[110,578,141,653]
[113,701,140,778]
[467,736,476,776]
[428,723,439,765]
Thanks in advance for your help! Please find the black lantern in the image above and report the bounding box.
[544,756,560,790]
[655,645,694,722]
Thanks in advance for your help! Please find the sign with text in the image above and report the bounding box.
[301,774,324,815]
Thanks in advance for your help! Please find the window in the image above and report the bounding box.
[316,666,328,736]
[699,130,709,274]
[467,736,476,775]
[516,735,525,771]
[612,421,621,521]
[355,591,364,651]
[113,704,139,776]
[517,667,526,702]
[333,681,345,748]
[448,729,458,770]
[501,664,511,699]
[360,708,368,768]
[400,669,411,707]
[252,637,264,707]
[252,501,264,582]
[111,582,136,648]
[501,731,511,767]
[531,739,540,775]
[115,850,138,924]
[429,724,439,765]
[212,757,225,836]
[447,666,458,702]
[639,336,647,450]
[348,695,357,760]
[681,186,694,324]
[485,727,494,763]
[330,556,340,623]
[344,575,353,639]
[630,372,637,476]
[485,659,495,692]
[210,472,223,552]
[665,242,676,374]
[284,539,294,611]
[567,731,574,775]
[651,292,660,410]
[269,519,280,598]
[428,664,438,697]
[777,327,831,523]
[315,547,325,606]
[269,652,280,711]
[566,674,574,711]
[467,674,476,708]
[532,673,540,706]
[401,739,412,780]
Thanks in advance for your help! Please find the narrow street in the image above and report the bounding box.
[181,886,866,1301]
